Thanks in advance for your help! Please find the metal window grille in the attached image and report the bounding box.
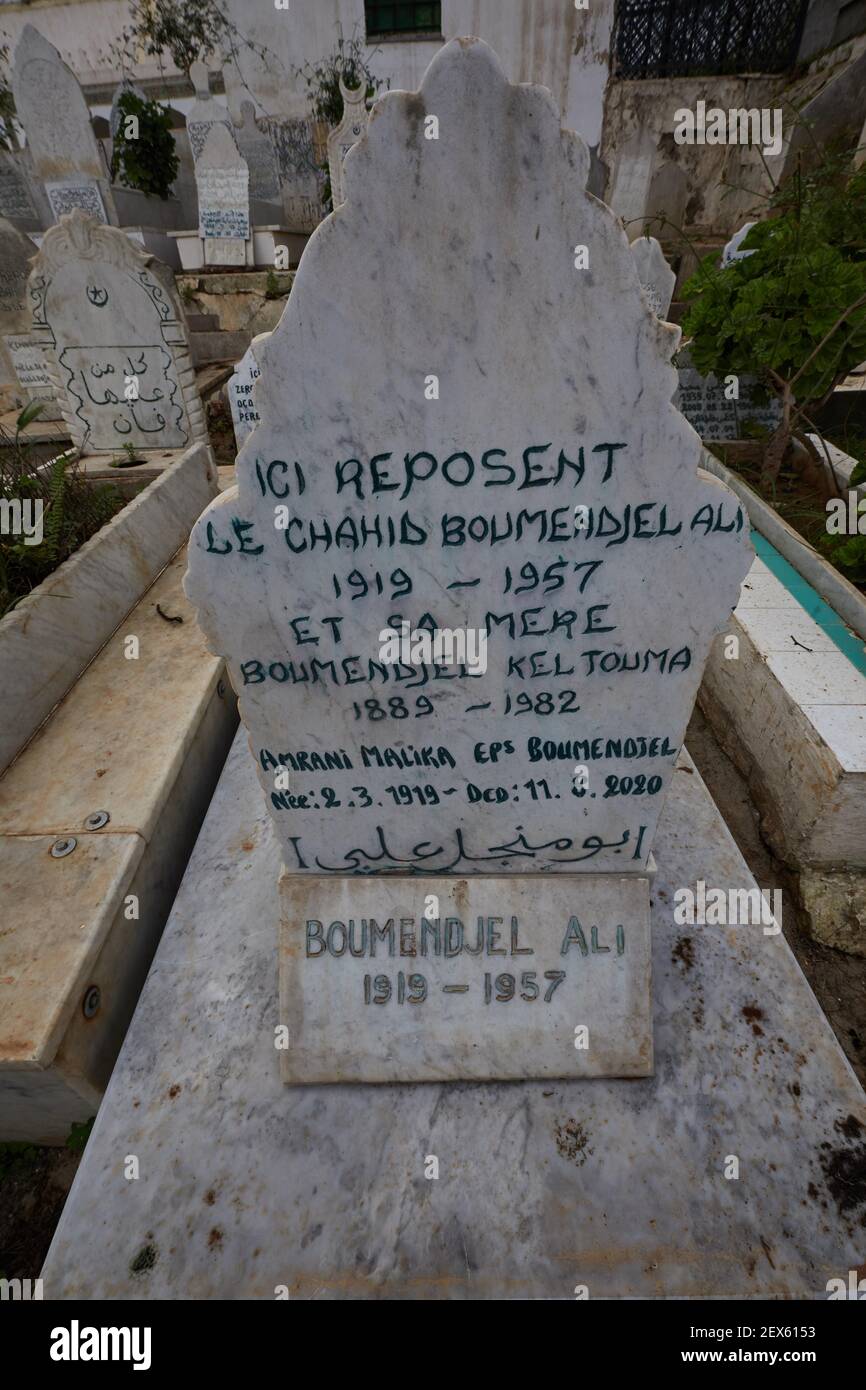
[613,0,810,78]
[365,2,442,38]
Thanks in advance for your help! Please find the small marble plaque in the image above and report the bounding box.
[4,333,54,398]
[279,873,653,1082]
[45,180,108,224]
[203,236,246,266]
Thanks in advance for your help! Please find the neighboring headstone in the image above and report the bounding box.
[721,221,757,266]
[630,235,675,319]
[234,101,280,204]
[267,117,323,230]
[0,153,38,224]
[186,60,235,162]
[196,124,250,267]
[327,76,369,209]
[675,361,781,440]
[227,332,270,446]
[11,26,114,225]
[0,215,60,416]
[185,40,752,1083]
[28,210,207,452]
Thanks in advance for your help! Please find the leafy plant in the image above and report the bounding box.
[120,0,269,80]
[296,27,385,129]
[111,442,146,469]
[66,1117,95,1154]
[110,91,179,200]
[820,532,866,585]
[0,405,123,617]
[122,0,232,78]
[679,147,866,484]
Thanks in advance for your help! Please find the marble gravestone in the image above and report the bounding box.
[185,40,752,1084]
[629,235,676,320]
[12,25,114,226]
[267,117,324,231]
[28,210,207,453]
[186,60,235,163]
[196,124,250,267]
[227,332,270,446]
[0,216,61,416]
[327,76,369,209]
[675,356,782,441]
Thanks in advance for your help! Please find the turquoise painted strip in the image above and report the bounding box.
[750,531,866,678]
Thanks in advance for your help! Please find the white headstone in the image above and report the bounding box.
[186,60,235,162]
[45,180,108,224]
[28,210,207,453]
[630,235,676,319]
[228,332,270,446]
[185,38,751,879]
[196,124,250,267]
[327,76,369,209]
[0,153,38,223]
[721,222,757,267]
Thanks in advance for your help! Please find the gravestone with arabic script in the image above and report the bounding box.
[27,210,206,453]
[185,40,752,1082]
[0,215,61,417]
[630,235,676,319]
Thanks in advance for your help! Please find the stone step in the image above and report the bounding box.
[189,329,252,367]
[184,311,220,333]
[0,548,238,1142]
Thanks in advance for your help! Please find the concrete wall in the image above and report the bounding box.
[799,0,866,59]
[601,29,866,240]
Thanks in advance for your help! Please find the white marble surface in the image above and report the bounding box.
[279,872,652,1082]
[227,333,269,446]
[185,39,752,879]
[40,729,866,1298]
[629,235,675,319]
[28,212,206,452]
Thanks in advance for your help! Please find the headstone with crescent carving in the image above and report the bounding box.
[27,210,207,453]
[327,76,370,209]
